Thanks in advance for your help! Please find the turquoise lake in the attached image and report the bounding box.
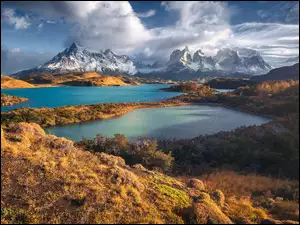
[1,84,181,112]
[1,85,268,141]
[46,104,271,142]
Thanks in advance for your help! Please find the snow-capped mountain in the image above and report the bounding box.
[192,50,215,72]
[163,46,271,75]
[12,43,138,78]
[164,46,193,72]
[284,56,299,64]
[11,43,273,79]
[164,46,216,73]
[213,48,272,75]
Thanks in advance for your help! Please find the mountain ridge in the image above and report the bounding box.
[250,63,299,82]
[11,43,274,79]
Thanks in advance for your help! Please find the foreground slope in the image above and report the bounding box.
[1,123,299,224]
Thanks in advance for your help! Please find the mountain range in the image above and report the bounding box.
[11,43,283,80]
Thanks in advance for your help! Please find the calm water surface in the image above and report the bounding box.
[46,104,271,142]
[1,84,181,112]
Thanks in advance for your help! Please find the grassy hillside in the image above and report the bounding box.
[1,123,298,224]
[19,72,138,86]
[1,75,35,89]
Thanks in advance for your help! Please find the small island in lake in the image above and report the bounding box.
[1,93,29,106]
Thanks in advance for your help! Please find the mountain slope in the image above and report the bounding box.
[1,75,35,88]
[0,122,230,224]
[250,63,299,82]
[11,43,137,78]
[2,123,298,224]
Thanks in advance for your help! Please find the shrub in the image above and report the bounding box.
[211,189,225,207]
[82,134,174,172]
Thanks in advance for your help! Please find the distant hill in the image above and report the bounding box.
[250,63,299,82]
[1,75,35,89]
[20,72,136,86]
[206,78,256,89]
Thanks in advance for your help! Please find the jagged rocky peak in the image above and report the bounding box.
[66,42,84,53]
[193,49,205,62]
[104,49,114,55]
[181,46,192,62]
[214,47,271,74]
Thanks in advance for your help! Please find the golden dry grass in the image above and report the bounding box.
[1,123,299,224]
[1,75,35,88]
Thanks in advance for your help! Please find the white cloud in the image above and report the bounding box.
[2,8,31,29]
[65,1,152,54]
[46,20,56,24]
[135,9,156,18]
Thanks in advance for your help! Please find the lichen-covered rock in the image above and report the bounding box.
[96,152,126,167]
[192,197,233,224]
[211,189,226,207]
[188,178,205,191]
[107,166,145,192]
[132,164,147,171]
[8,122,46,137]
[50,137,74,151]
[196,192,211,201]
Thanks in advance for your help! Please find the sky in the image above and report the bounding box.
[1,1,299,74]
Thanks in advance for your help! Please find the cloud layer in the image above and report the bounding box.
[1,1,299,71]
[2,8,31,29]
[1,46,54,75]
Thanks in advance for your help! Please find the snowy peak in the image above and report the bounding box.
[193,49,204,58]
[214,47,271,75]
[165,47,193,72]
[191,49,215,71]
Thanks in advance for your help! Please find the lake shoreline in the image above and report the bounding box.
[1,92,279,129]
